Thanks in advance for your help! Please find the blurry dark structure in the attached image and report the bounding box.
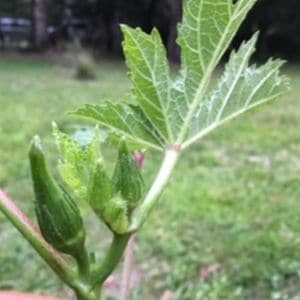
[233,0,300,61]
[0,18,31,49]
[0,0,299,60]
[32,0,49,50]
[0,0,31,49]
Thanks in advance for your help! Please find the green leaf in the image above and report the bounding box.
[183,34,290,149]
[74,0,288,151]
[121,25,173,143]
[73,102,164,151]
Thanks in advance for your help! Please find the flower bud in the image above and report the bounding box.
[29,136,86,258]
[103,196,129,234]
[112,140,144,211]
[87,160,129,233]
[87,159,113,219]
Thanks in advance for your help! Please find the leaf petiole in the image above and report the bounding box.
[91,233,131,289]
[130,146,180,231]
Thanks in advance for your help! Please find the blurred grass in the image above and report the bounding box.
[1,56,300,299]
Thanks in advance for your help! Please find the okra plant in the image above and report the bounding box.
[0,0,289,299]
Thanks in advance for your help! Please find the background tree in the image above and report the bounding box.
[32,0,49,50]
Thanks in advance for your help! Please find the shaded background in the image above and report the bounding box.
[0,0,299,61]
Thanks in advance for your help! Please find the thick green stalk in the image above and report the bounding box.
[91,233,131,289]
[130,147,180,231]
[121,234,136,300]
[75,246,91,281]
[75,285,101,300]
[119,147,180,299]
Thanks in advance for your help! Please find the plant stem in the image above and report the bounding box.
[121,234,136,300]
[0,189,75,285]
[119,147,180,298]
[130,147,180,231]
[91,233,131,289]
[75,287,101,300]
[75,246,91,281]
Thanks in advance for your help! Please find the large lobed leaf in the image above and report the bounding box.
[73,0,289,152]
[171,0,258,137]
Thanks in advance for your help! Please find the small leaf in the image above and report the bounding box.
[121,25,173,143]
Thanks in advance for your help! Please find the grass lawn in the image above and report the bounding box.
[0,55,300,299]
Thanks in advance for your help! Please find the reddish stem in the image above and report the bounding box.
[120,152,145,299]
[0,189,74,283]
[0,189,41,234]
[120,234,137,300]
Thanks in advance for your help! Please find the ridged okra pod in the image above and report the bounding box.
[112,140,144,212]
[29,136,86,262]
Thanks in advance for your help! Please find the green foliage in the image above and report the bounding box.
[74,0,288,152]
[54,125,141,234]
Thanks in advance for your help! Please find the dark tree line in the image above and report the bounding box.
[1,0,300,60]
[233,0,300,60]
[62,0,182,60]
